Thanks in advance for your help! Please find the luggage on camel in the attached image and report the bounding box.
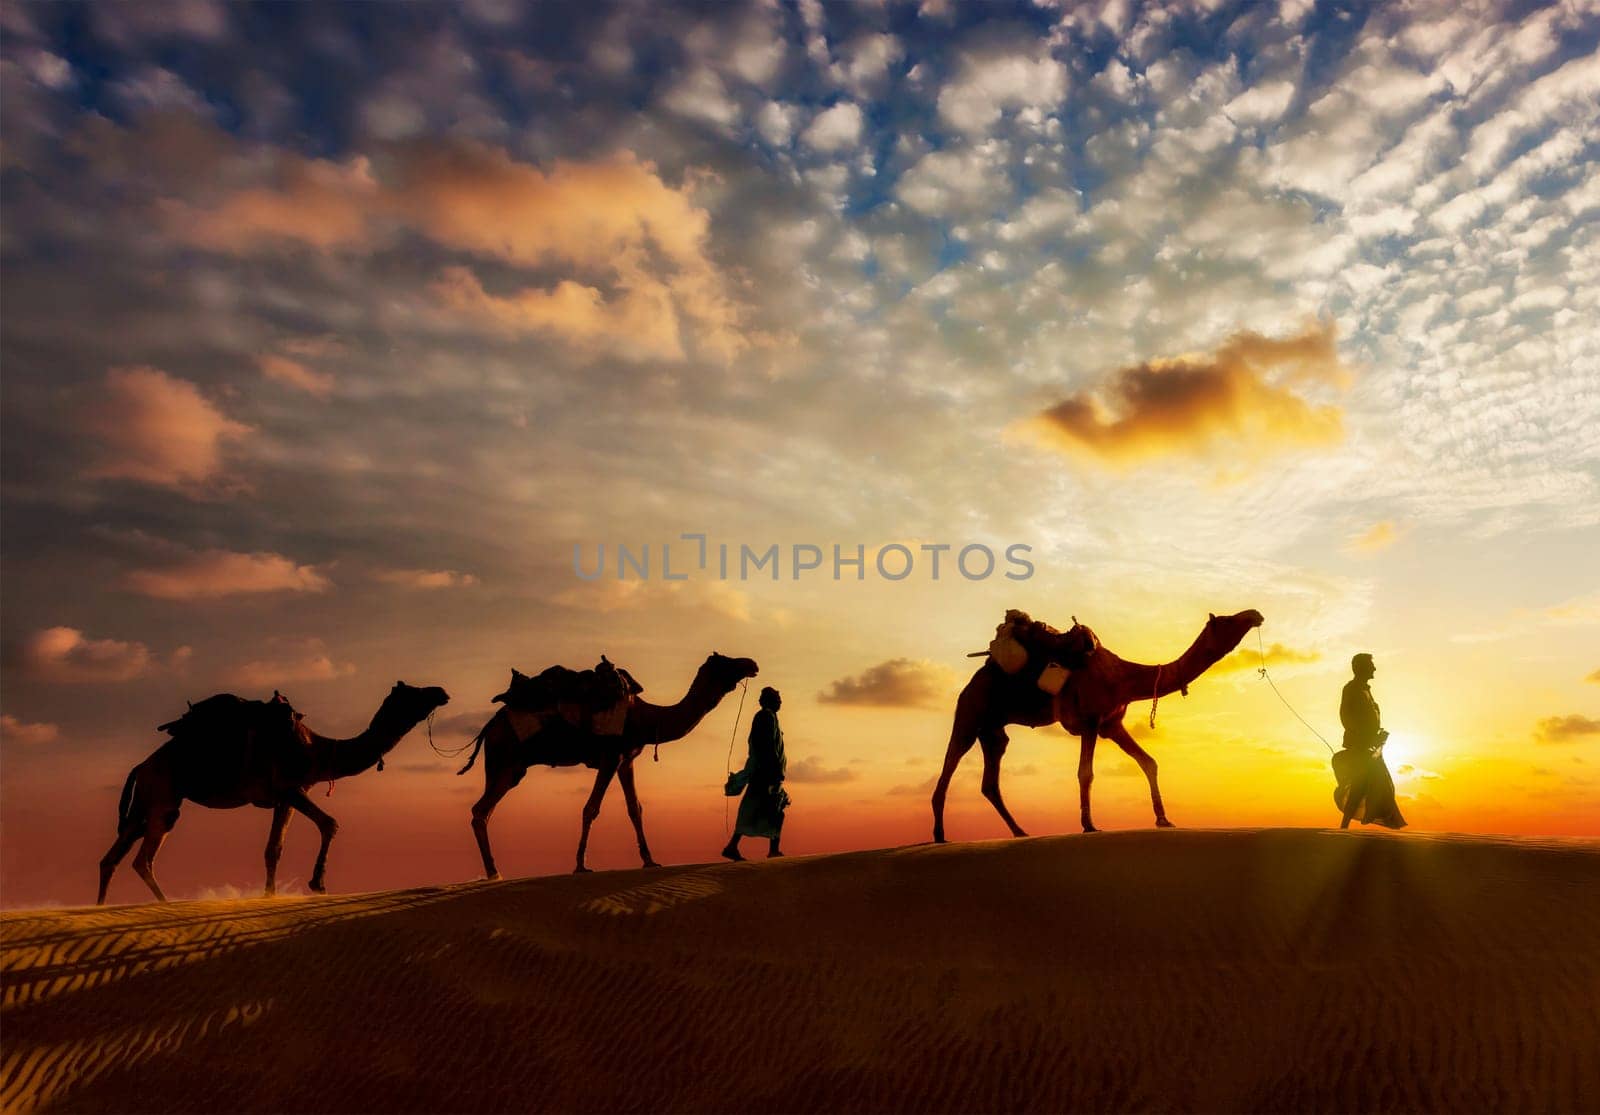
[492,655,638,739]
[158,690,305,740]
[972,609,1098,691]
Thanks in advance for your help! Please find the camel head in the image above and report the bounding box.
[1206,609,1265,652]
[702,652,759,694]
[381,681,452,728]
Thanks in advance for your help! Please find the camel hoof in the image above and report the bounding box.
[1155,818,1176,828]
[573,866,592,874]
[1082,825,1098,834]
[309,879,327,894]
[932,835,947,845]
[641,860,660,869]
[485,872,501,882]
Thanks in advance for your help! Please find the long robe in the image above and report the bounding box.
[732,708,788,839]
[1334,679,1406,829]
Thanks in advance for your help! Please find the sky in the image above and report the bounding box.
[2,0,1597,908]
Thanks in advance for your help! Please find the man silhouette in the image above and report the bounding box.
[722,687,788,861]
[1334,653,1406,829]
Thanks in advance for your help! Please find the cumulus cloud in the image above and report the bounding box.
[936,33,1069,134]
[1347,521,1401,553]
[785,755,859,783]
[1020,321,1351,470]
[1587,668,1600,685]
[802,101,863,153]
[1216,642,1321,675]
[1,714,60,746]
[372,568,478,590]
[123,550,330,600]
[818,658,956,708]
[168,141,752,362]
[258,354,334,398]
[1536,714,1600,743]
[18,626,155,683]
[226,638,355,688]
[78,366,251,493]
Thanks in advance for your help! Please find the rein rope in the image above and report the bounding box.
[426,707,477,759]
[1255,626,1335,754]
[723,678,750,835]
[1149,663,1162,729]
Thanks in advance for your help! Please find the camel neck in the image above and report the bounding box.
[632,668,733,746]
[312,702,417,780]
[1108,625,1232,703]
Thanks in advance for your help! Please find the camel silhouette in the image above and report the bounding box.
[932,611,1263,840]
[98,682,450,903]
[460,652,759,878]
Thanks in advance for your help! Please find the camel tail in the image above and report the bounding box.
[116,768,139,828]
[456,726,488,776]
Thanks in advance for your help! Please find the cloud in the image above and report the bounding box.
[937,35,1068,134]
[785,755,859,783]
[432,265,685,361]
[372,568,478,590]
[168,140,752,362]
[1216,642,1321,675]
[1536,715,1600,743]
[552,578,751,623]
[1346,521,1401,554]
[258,354,334,398]
[1587,669,1600,685]
[78,366,251,493]
[818,658,956,708]
[123,550,331,600]
[18,626,154,683]
[1,714,60,746]
[1020,321,1350,469]
[226,638,355,688]
[802,101,864,153]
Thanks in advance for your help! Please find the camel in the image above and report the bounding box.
[931,610,1264,841]
[460,651,759,878]
[98,681,450,904]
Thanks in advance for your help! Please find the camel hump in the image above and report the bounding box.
[158,693,305,740]
[494,660,636,737]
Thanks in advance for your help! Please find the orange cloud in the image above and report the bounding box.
[124,550,330,600]
[1,714,60,746]
[258,354,334,398]
[18,626,153,683]
[1021,321,1349,468]
[372,568,478,590]
[79,366,250,493]
[1587,668,1600,684]
[432,266,685,361]
[226,638,354,688]
[1347,520,1400,553]
[1216,642,1321,675]
[818,658,957,708]
[166,135,748,363]
[1536,715,1600,743]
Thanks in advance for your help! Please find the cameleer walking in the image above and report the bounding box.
[1333,653,1406,830]
[723,687,788,860]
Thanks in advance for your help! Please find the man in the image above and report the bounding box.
[722,686,788,861]
[1334,653,1406,830]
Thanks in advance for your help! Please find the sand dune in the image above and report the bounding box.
[4,829,1598,1113]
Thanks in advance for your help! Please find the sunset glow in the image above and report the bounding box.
[2,0,1598,908]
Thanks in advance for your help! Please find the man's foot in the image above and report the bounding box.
[1155,817,1175,828]
[721,845,744,862]
[768,848,784,858]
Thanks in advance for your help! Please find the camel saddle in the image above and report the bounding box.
[158,690,307,742]
[492,656,639,740]
[978,610,1099,692]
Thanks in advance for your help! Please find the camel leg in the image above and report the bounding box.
[131,809,178,903]
[471,765,525,882]
[263,803,291,896]
[574,758,620,873]
[980,730,1029,838]
[616,760,659,868]
[284,790,339,894]
[931,722,980,843]
[97,830,139,905]
[1078,731,1099,833]
[1103,720,1173,827]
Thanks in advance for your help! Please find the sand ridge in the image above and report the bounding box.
[3,829,1598,1112]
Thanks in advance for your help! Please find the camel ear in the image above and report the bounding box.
[1209,613,1216,623]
